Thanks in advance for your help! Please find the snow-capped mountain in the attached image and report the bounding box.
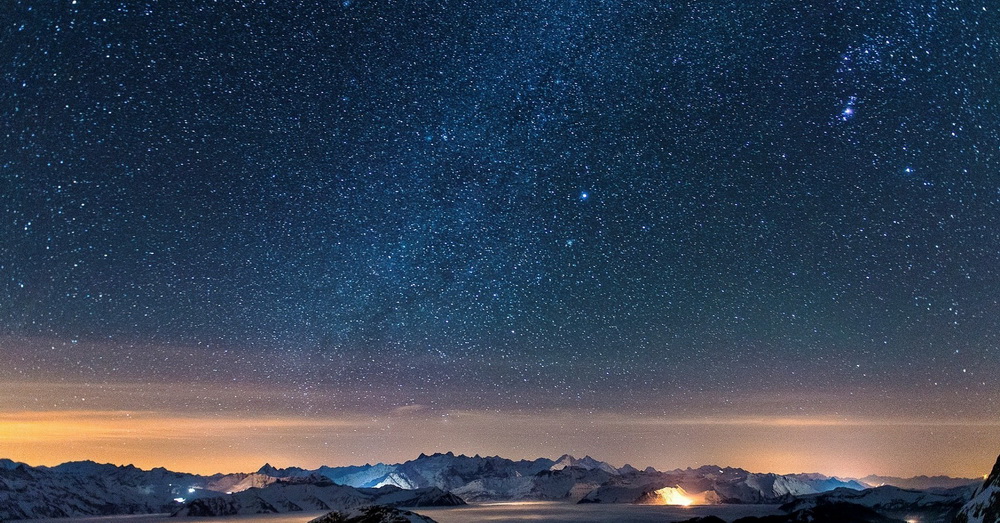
[0,458,461,520]
[305,452,557,498]
[0,460,210,519]
[301,453,869,503]
[175,481,464,517]
[319,463,399,488]
[204,471,282,493]
[955,454,1000,523]
[550,454,621,475]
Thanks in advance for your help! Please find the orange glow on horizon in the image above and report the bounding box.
[0,410,372,473]
[1,400,998,478]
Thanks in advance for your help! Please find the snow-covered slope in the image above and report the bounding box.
[550,454,620,475]
[205,472,282,493]
[0,460,209,519]
[0,458,463,520]
[955,455,1000,523]
[785,472,870,492]
[319,464,399,488]
[174,482,465,517]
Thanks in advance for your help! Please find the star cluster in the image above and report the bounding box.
[2,0,999,443]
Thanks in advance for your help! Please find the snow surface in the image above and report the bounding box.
[956,455,1000,523]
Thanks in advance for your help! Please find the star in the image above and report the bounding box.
[840,96,858,121]
[2,0,996,479]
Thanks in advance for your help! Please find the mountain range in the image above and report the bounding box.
[0,453,988,520]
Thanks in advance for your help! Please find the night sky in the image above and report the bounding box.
[2,0,999,477]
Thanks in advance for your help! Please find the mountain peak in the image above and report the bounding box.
[985,454,1000,488]
[951,454,1000,523]
[257,463,279,475]
[619,464,640,474]
[549,454,619,475]
[0,458,23,470]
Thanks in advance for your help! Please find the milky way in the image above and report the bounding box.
[2,1,999,475]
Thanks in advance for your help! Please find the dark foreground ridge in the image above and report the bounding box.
[675,502,906,523]
[308,505,438,523]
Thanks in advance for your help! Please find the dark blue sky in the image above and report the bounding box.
[3,0,999,426]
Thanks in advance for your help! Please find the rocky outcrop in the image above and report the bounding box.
[308,505,438,523]
[731,501,906,523]
[955,455,1000,523]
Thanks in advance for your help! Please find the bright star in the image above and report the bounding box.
[839,96,858,121]
[579,192,589,200]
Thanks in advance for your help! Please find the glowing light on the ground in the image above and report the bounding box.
[651,486,694,506]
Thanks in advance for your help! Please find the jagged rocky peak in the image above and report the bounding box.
[955,454,1000,523]
[256,462,287,476]
[550,454,619,475]
[417,451,456,460]
[619,463,640,474]
[551,454,574,467]
[984,456,1000,490]
[255,462,310,477]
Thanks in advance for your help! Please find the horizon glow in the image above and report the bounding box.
[2,383,998,478]
[3,1,998,482]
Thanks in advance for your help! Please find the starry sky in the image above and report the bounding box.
[2,0,999,477]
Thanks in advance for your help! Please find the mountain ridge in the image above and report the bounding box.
[955,454,1000,523]
[0,452,987,520]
